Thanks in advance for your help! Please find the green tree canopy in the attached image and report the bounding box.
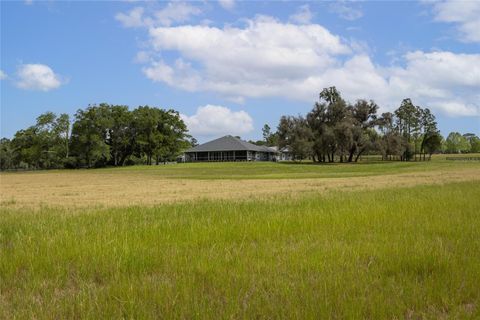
[445,132,470,153]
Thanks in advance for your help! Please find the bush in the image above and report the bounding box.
[62,157,78,169]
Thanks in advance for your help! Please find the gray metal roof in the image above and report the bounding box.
[185,135,275,153]
[257,145,278,153]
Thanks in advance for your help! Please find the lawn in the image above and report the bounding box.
[72,153,480,180]
[1,158,480,318]
[3,154,479,181]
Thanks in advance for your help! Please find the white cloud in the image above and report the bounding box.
[143,58,202,91]
[435,101,479,117]
[0,70,7,80]
[154,2,202,27]
[146,16,350,95]
[390,51,480,90]
[16,64,63,91]
[181,105,254,137]
[130,14,479,117]
[289,4,312,24]
[143,15,352,103]
[115,7,146,28]
[430,0,480,43]
[218,0,235,11]
[329,2,363,21]
[116,2,201,28]
[385,51,480,116]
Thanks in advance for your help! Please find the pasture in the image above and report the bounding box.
[1,156,479,208]
[1,157,480,318]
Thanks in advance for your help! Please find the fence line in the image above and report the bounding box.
[445,157,480,161]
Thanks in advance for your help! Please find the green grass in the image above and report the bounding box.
[1,181,479,318]
[109,156,480,179]
[5,154,479,180]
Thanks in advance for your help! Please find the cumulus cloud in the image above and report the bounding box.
[123,12,479,117]
[289,5,313,24]
[314,51,480,117]
[385,51,480,116]
[218,0,235,11]
[329,1,363,21]
[16,64,63,91]
[430,0,480,43]
[115,2,201,28]
[0,70,7,80]
[145,15,350,100]
[181,105,254,137]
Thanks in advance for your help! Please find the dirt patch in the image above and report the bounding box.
[1,167,479,209]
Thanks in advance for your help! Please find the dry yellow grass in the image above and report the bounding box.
[1,166,479,209]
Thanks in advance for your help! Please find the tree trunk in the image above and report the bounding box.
[348,146,355,162]
[355,149,365,162]
[119,154,128,166]
[65,138,69,159]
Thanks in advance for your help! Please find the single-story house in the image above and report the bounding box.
[184,135,290,162]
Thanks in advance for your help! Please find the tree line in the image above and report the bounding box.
[1,88,479,170]
[262,87,478,162]
[444,132,480,154]
[0,104,192,170]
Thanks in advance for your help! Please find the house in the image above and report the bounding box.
[184,135,283,162]
[269,146,294,161]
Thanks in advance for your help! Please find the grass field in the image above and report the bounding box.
[1,157,480,318]
[1,156,479,208]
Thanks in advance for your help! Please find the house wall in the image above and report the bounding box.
[185,151,248,162]
[279,152,293,161]
[185,151,276,162]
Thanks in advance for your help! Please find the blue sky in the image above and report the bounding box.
[1,0,479,142]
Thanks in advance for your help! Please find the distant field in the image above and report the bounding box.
[1,156,479,318]
[65,153,480,180]
[1,155,479,208]
[3,153,479,181]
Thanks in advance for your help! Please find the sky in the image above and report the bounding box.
[1,0,479,142]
